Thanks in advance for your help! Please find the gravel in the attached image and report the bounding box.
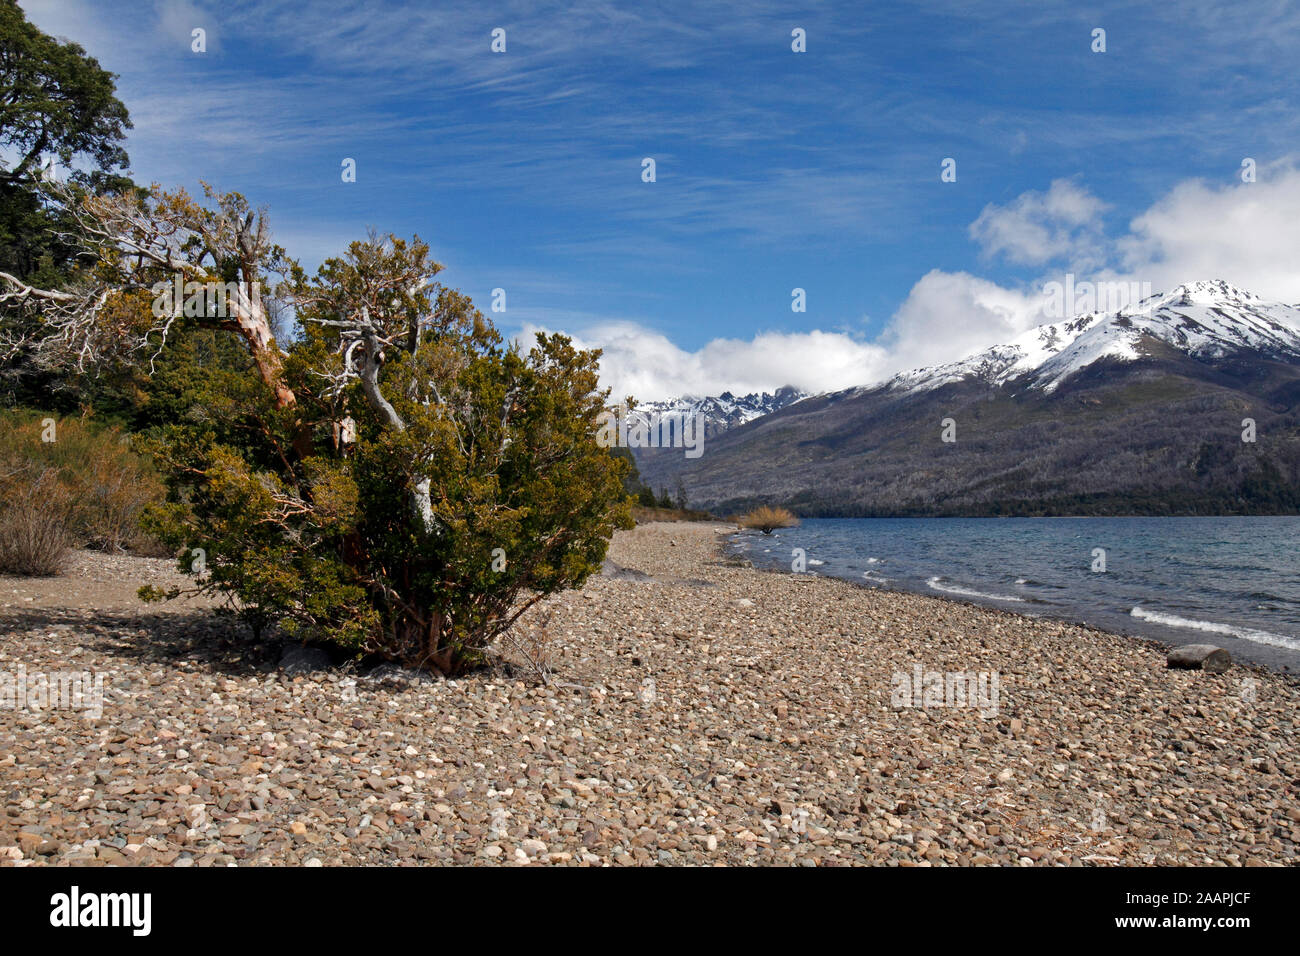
[2,524,1298,866]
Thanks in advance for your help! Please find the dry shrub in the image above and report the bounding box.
[0,414,165,563]
[67,436,164,551]
[0,466,76,575]
[499,608,556,680]
[738,505,799,534]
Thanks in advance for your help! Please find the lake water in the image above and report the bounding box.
[729,516,1300,672]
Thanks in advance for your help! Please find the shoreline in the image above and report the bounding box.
[723,521,1300,676]
[3,522,1299,866]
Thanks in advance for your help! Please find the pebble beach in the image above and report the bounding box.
[2,522,1298,866]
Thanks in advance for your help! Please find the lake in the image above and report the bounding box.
[729,516,1300,672]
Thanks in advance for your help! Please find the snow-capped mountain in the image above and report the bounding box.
[636,281,1300,518]
[886,280,1300,395]
[636,385,808,437]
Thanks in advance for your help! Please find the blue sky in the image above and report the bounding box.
[19,0,1300,399]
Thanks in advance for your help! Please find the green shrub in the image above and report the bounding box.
[140,236,632,674]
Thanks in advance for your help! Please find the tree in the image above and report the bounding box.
[608,445,645,496]
[1,0,134,405]
[0,183,632,675]
[0,182,294,410]
[141,233,631,673]
[0,1,131,189]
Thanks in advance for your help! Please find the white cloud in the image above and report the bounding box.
[969,179,1109,267]
[519,320,889,402]
[560,163,1300,402]
[876,270,1049,373]
[156,1,219,54]
[1118,161,1300,302]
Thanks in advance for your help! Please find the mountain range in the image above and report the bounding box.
[634,386,808,438]
[632,281,1300,516]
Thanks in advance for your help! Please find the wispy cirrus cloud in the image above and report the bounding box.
[16,0,1300,403]
[548,160,1300,400]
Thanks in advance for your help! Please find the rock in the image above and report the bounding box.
[1167,644,1231,673]
[361,663,437,685]
[4,521,1298,869]
[279,644,333,675]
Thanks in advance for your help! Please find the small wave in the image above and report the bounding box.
[1244,590,1299,604]
[1015,578,1066,590]
[1130,606,1300,651]
[866,557,883,564]
[926,576,1025,603]
[808,559,825,566]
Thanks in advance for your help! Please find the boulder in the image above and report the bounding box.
[1166,644,1231,673]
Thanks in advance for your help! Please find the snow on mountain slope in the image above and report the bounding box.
[638,283,1300,435]
[886,280,1300,395]
[636,385,808,435]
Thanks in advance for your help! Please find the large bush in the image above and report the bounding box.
[140,235,631,674]
[1,177,631,673]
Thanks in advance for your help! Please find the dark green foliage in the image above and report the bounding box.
[0,0,131,186]
[609,445,649,497]
[0,0,135,407]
